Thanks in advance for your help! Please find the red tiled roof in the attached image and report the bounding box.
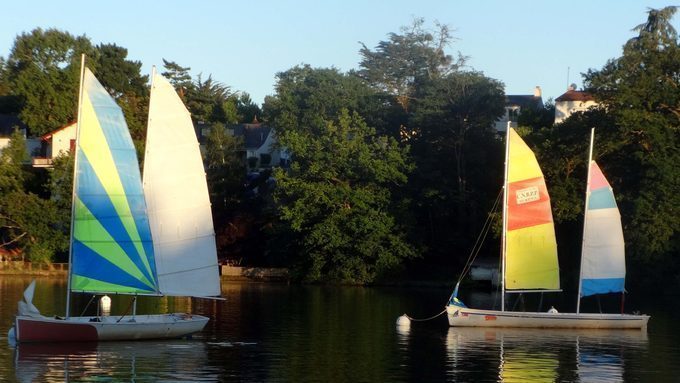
[41,121,76,140]
[555,90,595,102]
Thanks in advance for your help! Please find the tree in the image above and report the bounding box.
[5,28,95,136]
[264,65,381,138]
[273,109,415,283]
[0,131,65,262]
[406,71,505,264]
[0,129,29,192]
[236,92,262,123]
[161,59,192,98]
[48,152,74,246]
[93,43,150,147]
[536,7,680,290]
[204,123,245,216]
[584,7,680,264]
[358,18,465,113]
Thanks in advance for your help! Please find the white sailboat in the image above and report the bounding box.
[446,127,649,329]
[10,56,221,342]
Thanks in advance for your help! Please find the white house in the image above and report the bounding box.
[495,86,544,132]
[554,86,597,124]
[32,122,77,167]
[0,114,25,153]
[198,119,288,172]
[0,114,41,163]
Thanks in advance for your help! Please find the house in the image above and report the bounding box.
[554,85,597,124]
[197,119,288,172]
[232,122,288,171]
[0,114,26,152]
[0,114,41,162]
[31,122,77,167]
[495,86,544,132]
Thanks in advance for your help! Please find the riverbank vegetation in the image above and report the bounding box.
[0,8,677,290]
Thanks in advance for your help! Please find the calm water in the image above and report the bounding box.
[1,277,679,382]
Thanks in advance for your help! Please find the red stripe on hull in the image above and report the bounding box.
[17,318,99,342]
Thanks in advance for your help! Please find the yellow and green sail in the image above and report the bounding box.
[69,69,158,294]
[504,128,559,290]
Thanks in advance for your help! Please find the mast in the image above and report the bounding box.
[66,54,86,318]
[501,121,511,311]
[576,128,595,314]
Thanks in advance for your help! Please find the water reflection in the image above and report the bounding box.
[445,327,648,382]
[14,340,217,382]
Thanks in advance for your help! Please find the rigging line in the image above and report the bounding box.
[455,188,503,284]
[79,294,97,317]
[404,309,447,322]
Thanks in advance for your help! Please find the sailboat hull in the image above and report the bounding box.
[13,314,209,343]
[446,306,649,329]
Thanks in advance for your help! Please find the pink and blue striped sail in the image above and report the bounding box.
[579,161,625,297]
[69,69,159,295]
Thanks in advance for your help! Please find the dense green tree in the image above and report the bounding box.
[273,109,415,283]
[47,152,74,242]
[205,123,245,215]
[534,7,680,289]
[5,28,95,136]
[517,99,556,132]
[585,7,680,274]
[93,43,150,146]
[406,72,505,266]
[0,57,8,95]
[0,131,65,262]
[358,18,465,113]
[236,92,262,123]
[0,129,29,192]
[185,74,232,123]
[161,59,192,98]
[94,44,148,98]
[263,65,381,137]
[355,19,510,275]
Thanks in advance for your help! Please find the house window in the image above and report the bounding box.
[260,153,271,167]
[508,108,519,122]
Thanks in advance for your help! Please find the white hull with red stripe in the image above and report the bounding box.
[13,313,208,343]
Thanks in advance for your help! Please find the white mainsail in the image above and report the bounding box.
[143,71,220,297]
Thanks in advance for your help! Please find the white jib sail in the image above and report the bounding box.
[143,71,221,297]
[580,161,626,297]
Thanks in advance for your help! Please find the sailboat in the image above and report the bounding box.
[10,56,221,342]
[446,126,649,329]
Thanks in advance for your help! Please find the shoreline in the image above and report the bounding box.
[0,264,291,283]
[0,263,457,288]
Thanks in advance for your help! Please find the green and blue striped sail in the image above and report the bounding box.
[70,68,159,294]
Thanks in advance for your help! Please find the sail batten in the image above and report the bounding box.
[504,128,560,291]
[143,72,221,298]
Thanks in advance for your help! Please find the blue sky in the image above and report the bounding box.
[1,1,677,105]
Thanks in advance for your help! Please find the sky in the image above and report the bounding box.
[1,1,678,105]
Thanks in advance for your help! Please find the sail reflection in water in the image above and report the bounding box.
[14,340,218,382]
[445,328,648,382]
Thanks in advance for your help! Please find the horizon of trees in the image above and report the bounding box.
[0,8,677,291]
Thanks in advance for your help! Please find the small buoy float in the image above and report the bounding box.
[100,295,112,316]
[396,314,411,327]
[8,327,16,345]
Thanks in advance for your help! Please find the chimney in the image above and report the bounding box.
[534,86,542,98]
